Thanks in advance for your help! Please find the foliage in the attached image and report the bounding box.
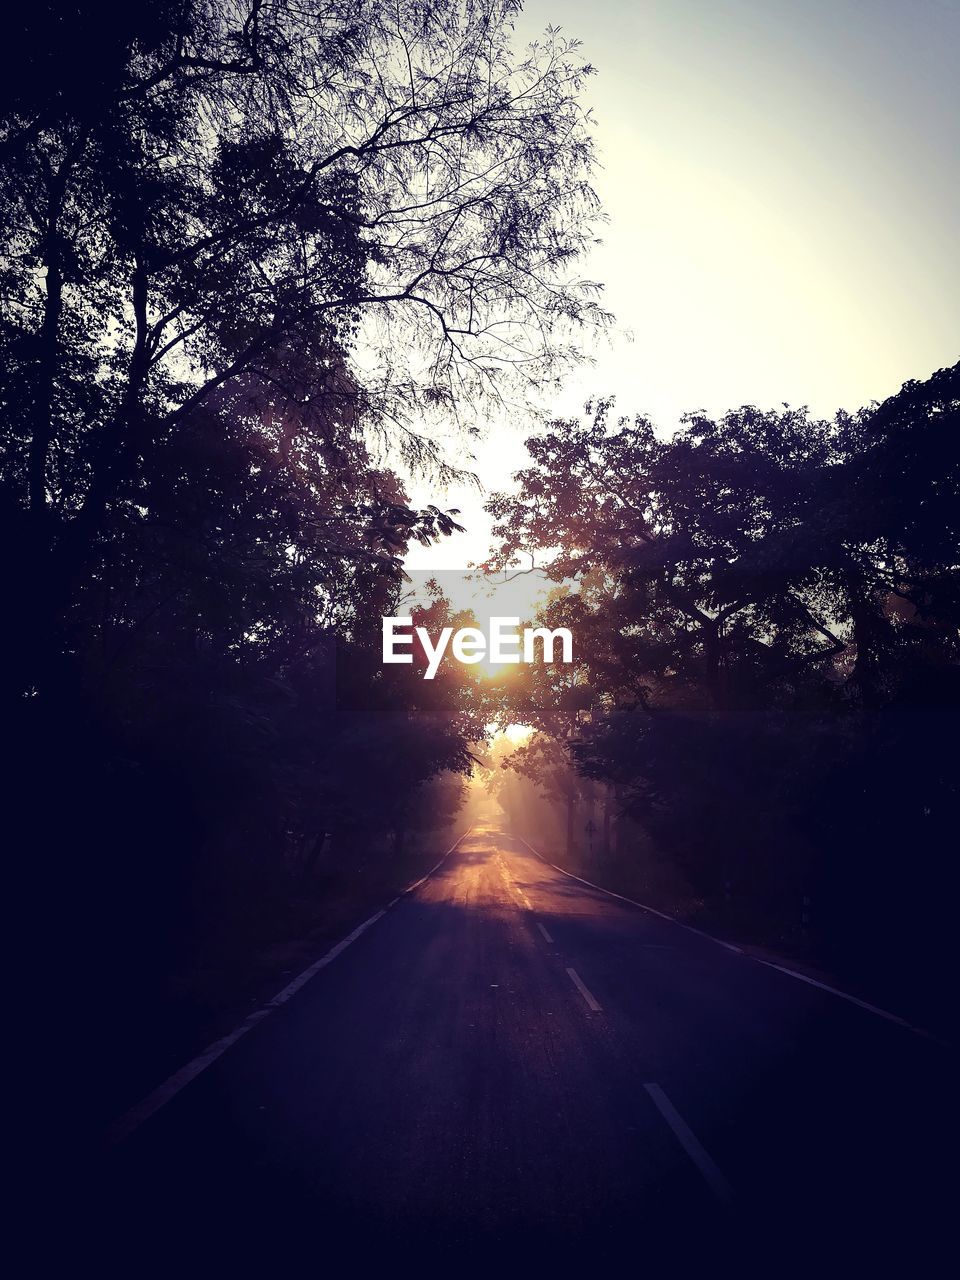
[486,364,960,973]
[0,2,603,1005]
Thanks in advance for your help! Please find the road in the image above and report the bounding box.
[97,819,952,1267]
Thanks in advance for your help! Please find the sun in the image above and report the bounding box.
[502,723,532,743]
[475,657,510,681]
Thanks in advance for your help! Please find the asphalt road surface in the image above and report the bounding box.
[96,819,953,1268]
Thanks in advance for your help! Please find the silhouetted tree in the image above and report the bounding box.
[1,0,604,695]
[486,364,960,987]
[0,2,605,1093]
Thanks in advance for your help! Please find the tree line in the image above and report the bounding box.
[3,1,955,1085]
[0,1,603,1059]
[485,362,960,1005]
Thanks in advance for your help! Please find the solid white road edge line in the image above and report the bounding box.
[514,832,942,1043]
[566,966,602,1012]
[644,1083,734,1205]
[515,833,743,952]
[107,824,476,1145]
[757,962,947,1039]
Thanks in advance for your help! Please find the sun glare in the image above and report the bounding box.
[477,658,511,680]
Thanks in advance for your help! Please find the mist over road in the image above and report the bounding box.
[100,818,951,1265]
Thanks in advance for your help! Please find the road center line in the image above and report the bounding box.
[497,850,532,911]
[644,1083,734,1205]
[566,966,602,1012]
[514,833,944,1043]
[537,922,554,943]
[514,834,743,954]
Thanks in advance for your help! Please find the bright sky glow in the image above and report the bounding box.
[406,0,960,572]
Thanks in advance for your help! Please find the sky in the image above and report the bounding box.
[406,0,960,572]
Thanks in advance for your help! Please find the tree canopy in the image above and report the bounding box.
[485,363,960,985]
[0,2,605,1041]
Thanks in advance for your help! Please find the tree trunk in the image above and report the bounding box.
[847,577,888,707]
[28,157,75,528]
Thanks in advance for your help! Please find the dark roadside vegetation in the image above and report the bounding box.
[0,1,956,1148]
[482,365,960,1040]
[0,0,603,1137]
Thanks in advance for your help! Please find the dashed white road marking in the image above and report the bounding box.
[107,825,476,1144]
[537,922,554,943]
[514,835,743,954]
[566,967,602,1012]
[497,851,532,910]
[514,832,944,1043]
[644,1083,734,1205]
